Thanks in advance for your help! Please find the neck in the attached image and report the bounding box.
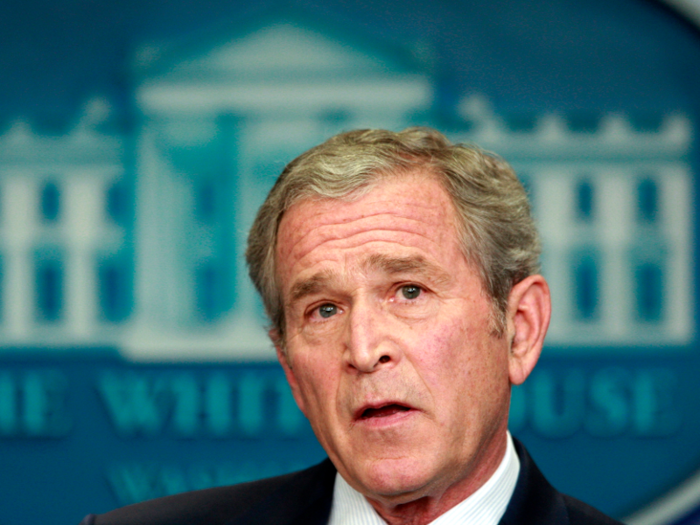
[366,432,509,525]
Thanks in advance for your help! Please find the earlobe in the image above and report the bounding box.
[506,275,551,386]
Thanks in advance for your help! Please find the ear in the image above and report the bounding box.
[271,329,307,416]
[505,274,551,386]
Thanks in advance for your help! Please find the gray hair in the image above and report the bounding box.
[246,127,540,342]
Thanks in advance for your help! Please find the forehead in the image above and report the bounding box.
[275,172,464,283]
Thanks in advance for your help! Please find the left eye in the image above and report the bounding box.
[400,285,421,300]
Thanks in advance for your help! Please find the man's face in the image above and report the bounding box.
[275,172,514,506]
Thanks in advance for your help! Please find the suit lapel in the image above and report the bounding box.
[228,459,336,525]
[499,439,570,525]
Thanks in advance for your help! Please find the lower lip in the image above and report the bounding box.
[355,408,417,428]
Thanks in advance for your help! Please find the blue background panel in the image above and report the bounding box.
[0,1,700,524]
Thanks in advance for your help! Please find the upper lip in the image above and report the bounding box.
[353,401,415,420]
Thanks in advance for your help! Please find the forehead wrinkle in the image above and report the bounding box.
[282,227,444,301]
[302,212,434,244]
[282,203,448,257]
[292,220,449,263]
[362,253,452,287]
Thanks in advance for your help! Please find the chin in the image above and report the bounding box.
[356,456,439,501]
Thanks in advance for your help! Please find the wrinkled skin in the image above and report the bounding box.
[274,172,550,525]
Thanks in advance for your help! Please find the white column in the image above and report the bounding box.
[134,124,192,328]
[599,173,632,339]
[133,127,165,326]
[662,165,693,342]
[3,177,37,339]
[63,176,102,339]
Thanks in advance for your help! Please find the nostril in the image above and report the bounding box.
[379,355,390,364]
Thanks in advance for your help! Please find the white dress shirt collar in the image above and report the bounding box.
[327,432,520,525]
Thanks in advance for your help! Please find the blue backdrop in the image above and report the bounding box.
[0,1,700,523]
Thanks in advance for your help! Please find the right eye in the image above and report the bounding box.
[317,303,338,319]
[400,284,422,300]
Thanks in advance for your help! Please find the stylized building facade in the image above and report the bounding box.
[0,18,693,359]
[0,100,130,347]
[453,99,693,347]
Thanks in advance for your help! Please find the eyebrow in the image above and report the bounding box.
[364,253,451,286]
[288,271,335,304]
[287,253,452,306]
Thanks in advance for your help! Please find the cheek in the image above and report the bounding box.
[409,314,506,400]
[404,319,470,393]
[414,312,479,362]
[290,351,338,408]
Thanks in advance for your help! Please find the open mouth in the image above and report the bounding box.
[360,404,411,419]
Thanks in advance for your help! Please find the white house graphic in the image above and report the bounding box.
[0,17,693,360]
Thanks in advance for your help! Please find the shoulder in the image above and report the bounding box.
[502,438,623,525]
[83,459,336,525]
[562,495,623,525]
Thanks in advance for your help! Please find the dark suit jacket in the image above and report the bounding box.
[80,439,621,525]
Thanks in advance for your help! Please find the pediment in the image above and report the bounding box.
[137,17,422,82]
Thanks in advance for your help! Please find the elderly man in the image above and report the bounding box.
[81,128,619,525]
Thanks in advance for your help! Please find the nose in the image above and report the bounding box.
[343,300,399,373]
